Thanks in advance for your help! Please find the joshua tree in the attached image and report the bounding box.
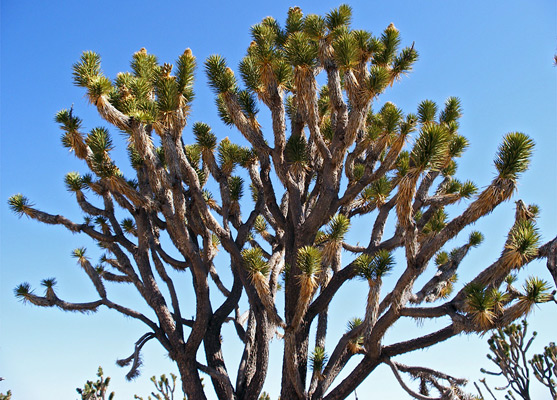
[9,5,557,399]
[477,320,557,400]
[76,367,115,400]
[134,373,187,400]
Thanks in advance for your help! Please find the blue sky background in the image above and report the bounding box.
[1,1,556,399]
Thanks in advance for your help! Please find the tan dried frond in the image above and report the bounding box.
[321,241,340,268]
[396,171,419,227]
[468,179,516,221]
[291,273,319,330]
[106,176,146,207]
[252,271,271,299]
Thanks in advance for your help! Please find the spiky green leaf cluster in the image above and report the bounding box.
[218,138,242,174]
[297,246,322,276]
[356,249,394,281]
[228,176,244,201]
[205,55,236,94]
[324,214,350,242]
[495,132,535,181]
[439,96,462,125]
[72,247,87,260]
[56,108,83,133]
[411,123,450,171]
[422,208,447,236]
[285,134,308,169]
[41,278,57,288]
[242,247,269,276]
[253,215,268,234]
[360,176,393,207]
[7,194,33,217]
[14,282,32,300]
[469,231,484,247]
[285,32,319,67]
[506,220,540,260]
[465,283,499,328]
[121,218,136,235]
[65,172,84,192]
[520,277,552,305]
[310,346,329,373]
[417,100,437,124]
[434,251,449,267]
[73,51,112,99]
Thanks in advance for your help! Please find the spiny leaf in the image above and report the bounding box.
[494,132,534,180]
[8,194,34,217]
[86,127,113,155]
[73,51,102,88]
[228,176,244,201]
[218,138,241,174]
[325,214,350,242]
[176,48,196,95]
[14,282,33,300]
[439,96,462,125]
[379,102,403,134]
[303,14,326,39]
[391,45,418,80]
[325,4,352,31]
[238,90,259,117]
[465,283,496,329]
[356,249,394,280]
[434,251,449,266]
[72,247,87,260]
[254,215,268,234]
[448,135,469,158]
[286,6,304,34]
[65,172,84,192]
[216,95,234,126]
[193,122,217,152]
[239,56,261,93]
[297,246,322,276]
[310,346,328,373]
[506,220,540,260]
[332,32,358,69]
[459,181,478,199]
[131,48,159,82]
[242,247,269,276]
[205,55,236,94]
[374,23,400,65]
[365,65,390,97]
[411,123,450,171]
[55,109,83,132]
[121,218,136,235]
[41,278,57,288]
[417,99,437,124]
[285,32,318,67]
[469,231,484,247]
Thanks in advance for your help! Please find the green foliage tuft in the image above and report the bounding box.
[356,249,394,280]
[193,122,217,152]
[285,32,318,67]
[14,282,32,300]
[411,123,450,171]
[242,247,269,276]
[469,231,484,247]
[297,246,322,276]
[65,172,84,192]
[228,176,244,202]
[205,55,236,94]
[8,194,34,217]
[417,99,437,124]
[494,132,535,180]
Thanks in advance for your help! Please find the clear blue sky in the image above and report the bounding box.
[1,1,556,399]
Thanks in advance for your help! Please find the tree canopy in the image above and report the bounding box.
[8,4,557,400]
